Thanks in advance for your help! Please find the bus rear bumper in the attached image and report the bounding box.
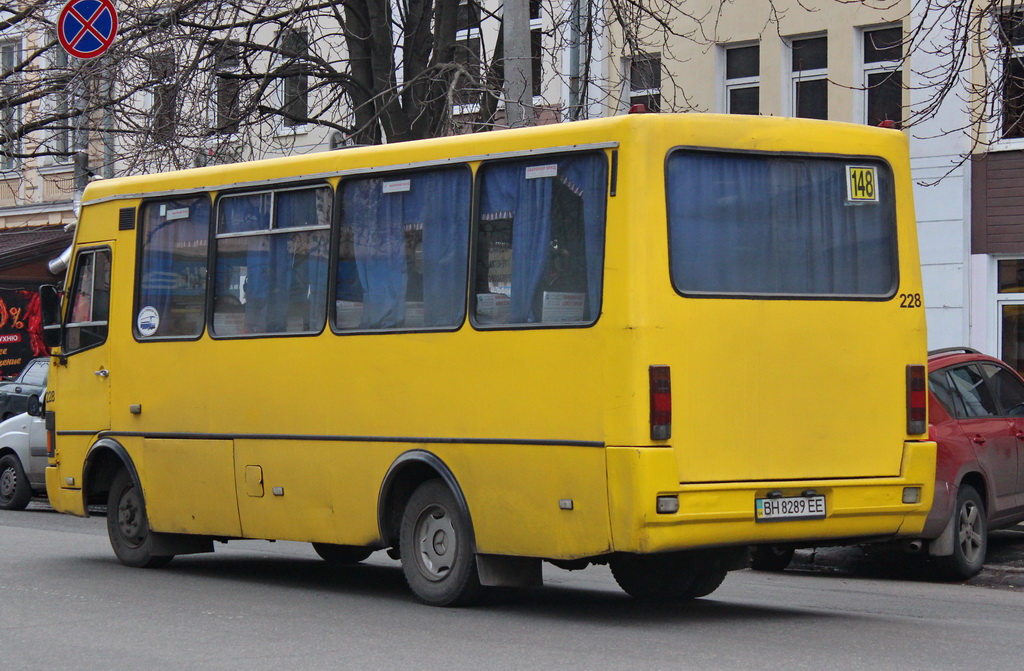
[45,465,87,517]
[606,440,937,554]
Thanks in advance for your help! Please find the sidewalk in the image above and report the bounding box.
[787,525,1024,589]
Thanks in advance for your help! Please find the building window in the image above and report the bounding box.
[862,25,903,128]
[627,54,661,112]
[454,0,482,107]
[1000,11,1024,138]
[279,30,308,127]
[530,0,543,97]
[148,50,178,143]
[48,35,73,160]
[1,39,20,171]
[212,40,241,135]
[791,35,827,120]
[725,44,759,115]
[998,259,1024,373]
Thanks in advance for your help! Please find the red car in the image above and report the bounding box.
[752,347,1024,579]
[922,347,1024,579]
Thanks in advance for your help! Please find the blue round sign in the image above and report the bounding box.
[58,0,119,60]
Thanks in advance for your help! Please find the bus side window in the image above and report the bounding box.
[335,167,471,332]
[65,248,112,353]
[136,197,211,339]
[473,153,607,327]
[212,187,331,337]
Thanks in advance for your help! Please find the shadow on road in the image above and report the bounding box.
[782,525,1024,589]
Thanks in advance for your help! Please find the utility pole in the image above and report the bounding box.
[503,0,532,128]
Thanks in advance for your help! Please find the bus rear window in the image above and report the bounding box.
[666,151,897,298]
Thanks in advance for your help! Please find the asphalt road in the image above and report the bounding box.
[3,500,1024,670]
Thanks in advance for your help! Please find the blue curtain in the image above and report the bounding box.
[666,153,896,296]
[344,180,409,329]
[479,162,552,323]
[340,170,470,330]
[270,189,330,331]
[419,171,470,326]
[478,155,607,323]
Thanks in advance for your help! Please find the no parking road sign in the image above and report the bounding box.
[58,0,119,60]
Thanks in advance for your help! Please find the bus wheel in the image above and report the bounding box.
[750,545,795,572]
[610,553,726,601]
[106,469,173,569]
[0,454,32,511]
[312,543,373,564]
[399,480,481,607]
[936,484,987,581]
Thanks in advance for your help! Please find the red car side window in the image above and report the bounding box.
[945,365,999,418]
[979,362,1024,417]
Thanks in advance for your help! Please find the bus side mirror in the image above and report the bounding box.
[39,284,64,349]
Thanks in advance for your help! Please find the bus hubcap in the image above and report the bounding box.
[416,505,456,581]
[118,490,144,545]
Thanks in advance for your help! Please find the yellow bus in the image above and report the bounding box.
[38,113,935,606]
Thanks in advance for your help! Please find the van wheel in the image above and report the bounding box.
[750,546,795,572]
[106,469,173,568]
[312,543,373,564]
[399,480,480,607]
[610,552,725,600]
[935,484,986,580]
[0,454,32,510]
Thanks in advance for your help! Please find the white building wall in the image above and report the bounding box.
[908,1,975,351]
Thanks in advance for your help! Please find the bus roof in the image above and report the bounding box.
[80,113,908,206]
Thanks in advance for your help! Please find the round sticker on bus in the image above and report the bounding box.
[137,306,160,337]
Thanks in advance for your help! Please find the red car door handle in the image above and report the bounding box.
[1017,432,1024,440]
[972,435,986,445]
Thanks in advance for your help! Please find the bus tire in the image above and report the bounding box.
[935,484,986,581]
[106,469,173,569]
[312,543,373,564]
[611,552,725,601]
[399,479,481,607]
[686,568,728,598]
[750,545,795,572]
[0,454,32,511]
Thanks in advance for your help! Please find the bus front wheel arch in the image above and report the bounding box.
[106,469,174,569]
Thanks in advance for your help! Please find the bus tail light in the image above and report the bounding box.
[650,365,671,441]
[907,365,926,435]
[45,410,56,458]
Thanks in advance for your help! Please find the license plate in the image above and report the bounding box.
[755,495,827,522]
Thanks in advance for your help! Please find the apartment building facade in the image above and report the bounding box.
[3,1,1024,367]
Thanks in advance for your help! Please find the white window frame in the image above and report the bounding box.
[858,24,902,127]
[530,2,543,102]
[721,42,759,115]
[623,53,661,113]
[1,36,22,173]
[42,32,75,166]
[989,11,1024,152]
[786,34,827,119]
[452,0,484,116]
[274,28,311,137]
[208,38,242,141]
